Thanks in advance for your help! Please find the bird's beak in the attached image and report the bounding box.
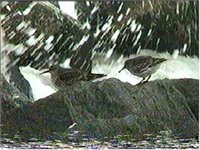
[39,69,50,75]
[118,67,125,73]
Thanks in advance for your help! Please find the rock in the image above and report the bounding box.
[2,52,33,99]
[69,33,94,72]
[0,74,33,113]
[1,2,82,69]
[76,1,198,57]
[1,1,83,99]
[2,78,198,140]
[165,79,199,120]
[9,64,33,100]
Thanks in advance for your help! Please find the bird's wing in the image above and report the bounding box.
[130,56,153,73]
[86,73,107,81]
[151,58,167,66]
[59,68,85,82]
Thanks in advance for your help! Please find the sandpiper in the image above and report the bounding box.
[119,55,167,83]
[40,65,106,88]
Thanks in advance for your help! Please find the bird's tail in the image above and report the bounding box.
[86,73,107,81]
[39,69,50,75]
[153,58,167,65]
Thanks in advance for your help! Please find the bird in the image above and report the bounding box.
[119,55,167,83]
[40,65,107,88]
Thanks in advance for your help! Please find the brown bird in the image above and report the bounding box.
[119,55,167,83]
[40,65,106,88]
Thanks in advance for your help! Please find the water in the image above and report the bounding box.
[1,130,199,149]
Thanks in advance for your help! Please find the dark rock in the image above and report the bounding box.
[2,78,198,140]
[9,65,33,100]
[76,1,198,57]
[0,74,33,113]
[1,2,75,69]
[165,79,199,120]
[70,33,94,72]
[1,1,83,99]
[4,52,33,99]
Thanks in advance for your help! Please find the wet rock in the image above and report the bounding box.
[76,1,198,57]
[2,78,198,140]
[1,2,83,69]
[69,33,94,72]
[0,74,33,113]
[2,52,33,99]
[1,1,83,99]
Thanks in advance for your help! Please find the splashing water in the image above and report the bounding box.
[17,49,199,101]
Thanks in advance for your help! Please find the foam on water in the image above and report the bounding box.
[58,1,77,20]
[19,66,57,100]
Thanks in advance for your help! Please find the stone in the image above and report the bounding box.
[1,78,198,140]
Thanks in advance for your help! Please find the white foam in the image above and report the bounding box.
[126,8,131,15]
[117,14,123,22]
[117,3,124,14]
[111,29,120,43]
[91,5,99,14]
[19,66,57,100]
[58,1,77,20]
[22,2,37,15]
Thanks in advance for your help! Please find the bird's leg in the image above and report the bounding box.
[146,75,151,82]
[137,75,152,85]
[139,77,146,84]
[143,75,151,83]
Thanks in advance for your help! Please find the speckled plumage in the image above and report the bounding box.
[41,65,106,88]
[119,55,167,83]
